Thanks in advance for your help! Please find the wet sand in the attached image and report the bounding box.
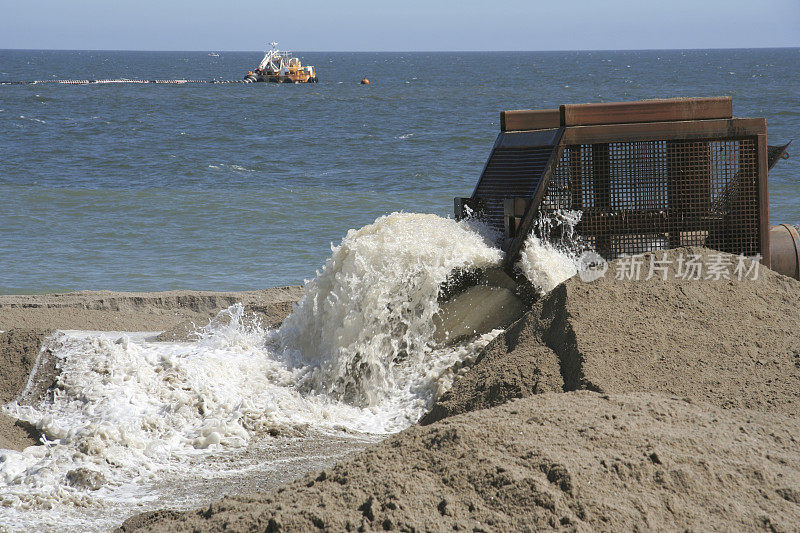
[0,287,303,333]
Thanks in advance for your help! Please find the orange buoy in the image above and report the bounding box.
[360,78,370,85]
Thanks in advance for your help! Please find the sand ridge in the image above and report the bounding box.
[0,287,303,332]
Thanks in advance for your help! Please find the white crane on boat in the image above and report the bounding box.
[244,42,318,83]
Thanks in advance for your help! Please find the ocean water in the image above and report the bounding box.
[1,48,798,293]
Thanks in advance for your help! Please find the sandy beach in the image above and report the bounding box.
[0,287,304,332]
[1,248,799,531]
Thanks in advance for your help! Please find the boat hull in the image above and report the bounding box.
[262,73,318,83]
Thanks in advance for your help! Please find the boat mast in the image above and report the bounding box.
[257,42,281,71]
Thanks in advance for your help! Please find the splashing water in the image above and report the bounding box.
[278,212,503,407]
[516,210,584,294]
[518,237,578,294]
[0,212,505,531]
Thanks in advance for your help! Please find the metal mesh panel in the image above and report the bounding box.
[473,146,554,233]
[541,138,761,259]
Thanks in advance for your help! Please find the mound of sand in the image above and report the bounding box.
[424,247,800,424]
[0,330,51,451]
[423,312,565,424]
[120,391,800,532]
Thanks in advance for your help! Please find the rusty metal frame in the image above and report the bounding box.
[468,128,563,237]
[758,133,771,267]
[502,127,566,270]
[559,97,732,127]
[469,98,772,272]
[549,129,768,262]
[501,109,560,132]
[562,118,766,145]
[552,118,769,266]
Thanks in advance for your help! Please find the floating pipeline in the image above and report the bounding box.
[0,79,276,85]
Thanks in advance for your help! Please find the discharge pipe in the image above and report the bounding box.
[770,224,800,280]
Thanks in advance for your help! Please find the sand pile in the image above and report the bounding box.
[121,392,800,532]
[0,330,51,451]
[118,247,800,531]
[424,247,800,423]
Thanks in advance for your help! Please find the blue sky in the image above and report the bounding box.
[1,0,798,51]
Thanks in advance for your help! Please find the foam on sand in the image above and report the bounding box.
[0,212,517,532]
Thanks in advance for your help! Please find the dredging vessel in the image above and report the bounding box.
[244,43,318,83]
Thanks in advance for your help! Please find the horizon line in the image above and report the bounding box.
[1,46,798,53]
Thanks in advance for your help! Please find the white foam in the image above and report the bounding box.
[517,236,578,293]
[0,211,587,530]
[516,210,584,294]
[277,212,503,408]
[19,115,46,124]
[0,212,505,531]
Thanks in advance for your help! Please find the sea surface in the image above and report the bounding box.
[1,48,798,293]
